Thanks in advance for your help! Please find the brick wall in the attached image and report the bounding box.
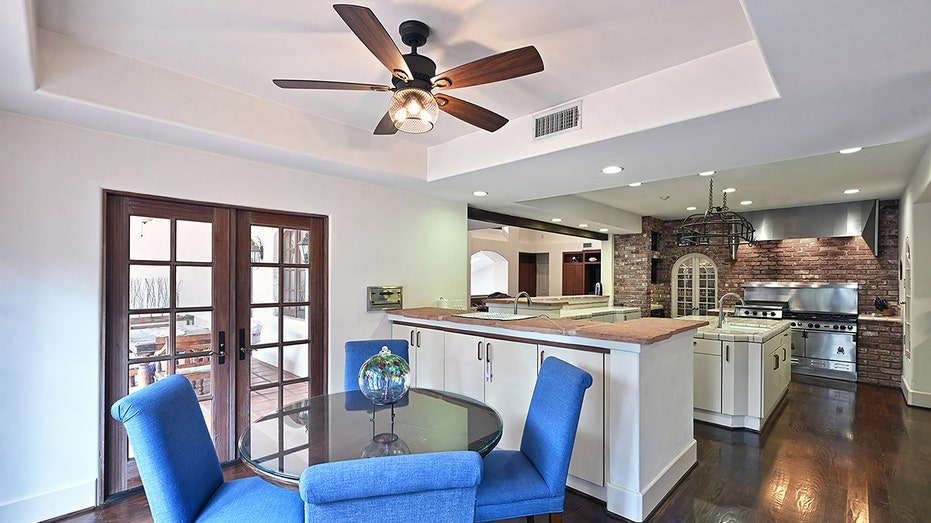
[857,319,903,387]
[613,200,902,386]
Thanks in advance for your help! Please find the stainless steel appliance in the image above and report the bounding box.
[743,282,858,382]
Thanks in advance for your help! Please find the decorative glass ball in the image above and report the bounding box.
[358,347,411,405]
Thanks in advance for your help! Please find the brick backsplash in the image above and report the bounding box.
[613,200,902,386]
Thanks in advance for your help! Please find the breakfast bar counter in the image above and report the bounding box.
[388,308,706,522]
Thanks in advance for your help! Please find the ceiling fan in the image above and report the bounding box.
[273,4,544,135]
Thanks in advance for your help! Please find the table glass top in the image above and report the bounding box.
[239,388,503,482]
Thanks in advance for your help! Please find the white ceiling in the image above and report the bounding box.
[3,0,931,233]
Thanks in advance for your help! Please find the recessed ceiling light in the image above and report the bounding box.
[578,223,589,228]
[598,228,609,233]
[722,187,736,193]
[844,188,861,194]
[472,190,488,197]
[551,218,562,222]
[628,182,642,187]
[839,147,863,154]
[740,200,752,205]
[602,165,624,174]
[686,206,697,211]
[699,171,716,176]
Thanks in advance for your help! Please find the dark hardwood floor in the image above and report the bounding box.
[52,376,931,522]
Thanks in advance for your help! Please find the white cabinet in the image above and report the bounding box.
[692,339,722,412]
[391,324,445,389]
[694,327,791,431]
[721,340,748,416]
[444,332,537,450]
[539,345,605,486]
[762,330,791,417]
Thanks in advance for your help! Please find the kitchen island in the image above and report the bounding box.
[388,308,706,522]
[484,294,642,321]
[684,316,792,431]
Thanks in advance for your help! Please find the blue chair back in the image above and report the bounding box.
[110,374,223,523]
[343,339,409,392]
[299,451,482,523]
[521,357,594,495]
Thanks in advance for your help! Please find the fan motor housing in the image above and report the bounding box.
[394,53,436,90]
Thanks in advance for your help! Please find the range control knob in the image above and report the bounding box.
[815,324,821,329]
[808,323,814,328]
[833,325,839,330]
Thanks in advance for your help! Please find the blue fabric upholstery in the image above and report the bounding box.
[474,357,593,522]
[299,451,482,523]
[110,374,302,523]
[343,339,410,392]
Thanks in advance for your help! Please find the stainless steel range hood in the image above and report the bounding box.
[740,200,879,255]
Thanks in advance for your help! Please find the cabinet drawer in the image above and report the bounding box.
[693,338,722,355]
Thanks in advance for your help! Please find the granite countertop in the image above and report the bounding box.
[388,308,706,345]
[680,315,791,343]
[484,295,609,307]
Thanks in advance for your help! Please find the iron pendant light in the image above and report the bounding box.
[677,177,755,248]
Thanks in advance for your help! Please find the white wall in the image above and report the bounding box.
[901,143,931,407]
[0,111,466,522]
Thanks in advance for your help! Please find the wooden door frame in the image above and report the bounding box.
[101,191,328,502]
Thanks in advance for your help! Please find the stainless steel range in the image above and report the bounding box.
[742,282,858,382]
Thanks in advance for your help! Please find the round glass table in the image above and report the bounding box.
[239,388,503,488]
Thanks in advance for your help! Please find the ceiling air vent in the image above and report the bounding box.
[533,101,581,140]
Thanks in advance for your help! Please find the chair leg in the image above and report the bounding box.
[526,517,535,523]
[549,513,563,523]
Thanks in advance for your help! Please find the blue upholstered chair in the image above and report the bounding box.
[343,339,409,391]
[299,451,483,523]
[474,357,593,523]
[110,374,303,523]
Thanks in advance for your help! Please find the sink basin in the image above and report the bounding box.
[453,312,535,321]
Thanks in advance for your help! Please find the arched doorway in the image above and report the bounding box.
[470,250,509,296]
[671,253,718,317]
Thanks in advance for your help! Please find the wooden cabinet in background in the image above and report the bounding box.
[562,249,601,295]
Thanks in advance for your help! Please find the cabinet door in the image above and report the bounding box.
[443,332,485,401]
[414,328,445,390]
[538,346,605,486]
[391,324,418,382]
[484,338,537,451]
[721,341,749,416]
[693,339,722,412]
[562,263,584,295]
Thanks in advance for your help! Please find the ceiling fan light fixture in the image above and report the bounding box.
[389,88,438,133]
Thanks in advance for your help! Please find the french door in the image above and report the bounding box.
[671,253,718,317]
[103,194,326,497]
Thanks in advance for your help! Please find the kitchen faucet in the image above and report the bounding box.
[514,291,533,314]
[717,292,745,328]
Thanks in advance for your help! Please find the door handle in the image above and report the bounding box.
[409,329,415,346]
[416,330,421,348]
[485,342,493,382]
[477,341,483,361]
[782,347,787,361]
[238,328,248,360]
[774,354,780,370]
[725,344,729,362]
[540,350,545,367]
[214,331,226,364]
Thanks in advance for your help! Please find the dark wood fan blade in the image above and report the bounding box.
[333,4,413,82]
[273,79,391,91]
[432,46,544,90]
[373,111,399,135]
[435,94,508,132]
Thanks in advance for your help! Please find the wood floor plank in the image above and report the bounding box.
[49,376,931,523]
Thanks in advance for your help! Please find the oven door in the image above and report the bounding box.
[790,329,804,358]
[805,331,856,363]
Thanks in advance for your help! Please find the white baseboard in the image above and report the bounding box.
[901,376,931,408]
[605,440,697,522]
[0,480,95,523]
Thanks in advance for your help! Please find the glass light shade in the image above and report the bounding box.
[358,347,411,405]
[389,88,439,134]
